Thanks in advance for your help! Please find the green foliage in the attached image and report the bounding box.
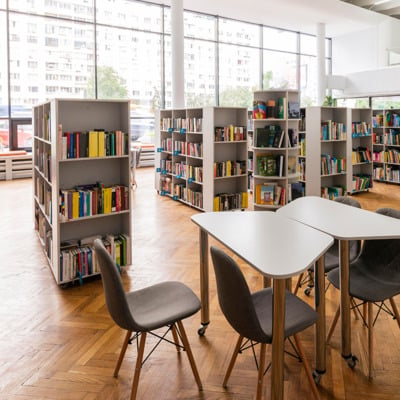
[87,66,128,99]
[219,86,253,108]
[322,95,337,107]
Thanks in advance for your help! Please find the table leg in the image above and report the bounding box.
[271,279,286,400]
[339,240,351,358]
[198,228,209,335]
[315,255,326,374]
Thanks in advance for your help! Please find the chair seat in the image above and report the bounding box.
[327,264,400,303]
[252,288,318,342]
[126,281,201,331]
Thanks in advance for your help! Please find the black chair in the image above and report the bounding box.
[210,246,320,400]
[294,196,363,296]
[94,239,202,400]
[326,208,400,379]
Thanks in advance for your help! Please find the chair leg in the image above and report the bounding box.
[130,332,147,400]
[294,273,304,295]
[171,324,181,352]
[350,297,359,320]
[367,302,374,380]
[389,297,400,329]
[293,334,321,400]
[114,330,132,378]
[176,320,203,391]
[327,305,340,344]
[256,343,267,400]
[223,335,243,387]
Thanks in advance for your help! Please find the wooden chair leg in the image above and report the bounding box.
[293,334,321,400]
[294,273,304,295]
[171,324,181,351]
[130,332,147,400]
[256,343,267,400]
[176,320,203,391]
[327,305,340,344]
[363,302,367,323]
[114,330,132,378]
[223,335,243,387]
[368,302,374,380]
[389,297,400,329]
[350,297,359,320]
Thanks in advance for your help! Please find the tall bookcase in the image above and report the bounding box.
[252,89,300,210]
[372,109,400,184]
[155,106,248,212]
[33,99,132,285]
[247,110,254,193]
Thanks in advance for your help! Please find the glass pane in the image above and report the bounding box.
[263,50,297,90]
[389,51,400,66]
[263,27,297,52]
[336,98,370,108]
[0,11,8,117]
[219,18,260,47]
[97,26,161,142]
[371,96,400,109]
[9,13,95,111]
[326,38,331,58]
[300,34,316,56]
[184,11,215,40]
[185,39,215,107]
[17,122,33,149]
[164,36,172,109]
[0,0,5,9]
[300,55,317,106]
[0,119,9,151]
[9,0,94,22]
[164,7,171,35]
[96,0,162,32]
[219,44,260,108]
[130,118,155,143]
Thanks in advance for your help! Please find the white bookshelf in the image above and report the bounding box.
[252,89,300,210]
[155,106,248,212]
[33,99,132,285]
[372,109,400,184]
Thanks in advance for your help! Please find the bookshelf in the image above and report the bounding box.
[252,89,301,210]
[298,107,307,196]
[33,99,132,286]
[155,106,248,212]
[347,108,373,193]
[247,110,254,193]
[305,106,347,199]
[372,109,400,184]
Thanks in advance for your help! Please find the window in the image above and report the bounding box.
[219,18,260,47]
[184,11,215,41]
[263,50,297,90]
[263,27,297,52]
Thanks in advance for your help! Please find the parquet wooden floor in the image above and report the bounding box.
[1,169,400,399]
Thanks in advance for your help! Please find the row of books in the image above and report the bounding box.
[321,120,346,141]
[35,209,52,260]
[321,155,346,175]
[214,160,246,178]
[373,166,385,181]
[299,137,306,157]
[373,149,400,164]
[160,158,172,173]
[59,183,129,222]
[35,177,52,222]
[255,125,284,148]
[352,174,372,192]
[170,183,203,208]
[385,112,400,127]
[351,121,370,137]
[60,129,129,160]
[255,183,285,206]
[59,234,130,283]
[298,158,306,181]
[214,125,246,142]
[373,165,400,182]
[161,140,203,157]
[161,117,203,132]
[253,98,286,119]
[321,185,345,200]
[351,147,371,164]
[213,191,248,211]
[36,149,51,182]
[257,154,284,177]
[160,176,172,193]
[373,131,400,145]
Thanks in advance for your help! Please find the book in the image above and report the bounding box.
[287,156,297,175]
[277,97,286,119]
[288,101,300,119]
[89,131,99,157]
[288,129,298,147]
[256,127,271,147]
[255,183,276,205]
[257,155,277,176]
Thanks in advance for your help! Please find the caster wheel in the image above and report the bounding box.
[312,371,321,385]
[197,325,207,336]
[304,287,311,296]
[346,355,358,369]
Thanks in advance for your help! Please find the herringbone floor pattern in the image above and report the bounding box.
[1,169,400,399]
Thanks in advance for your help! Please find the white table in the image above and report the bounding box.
[277,196,400,367]
[191,211,333,400]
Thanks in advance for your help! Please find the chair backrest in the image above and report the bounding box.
[357,208,400,278]
[94,239,138,331]
[210,246,269,343]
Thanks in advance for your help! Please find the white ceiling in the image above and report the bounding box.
[156,0,390,37]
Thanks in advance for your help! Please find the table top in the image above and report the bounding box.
[191,211,333,279]
[277,196,400,240]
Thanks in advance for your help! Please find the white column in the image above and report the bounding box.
[171,0,184,108]
[316,23,326,106]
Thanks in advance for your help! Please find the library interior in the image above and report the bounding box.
[2,0,400,399]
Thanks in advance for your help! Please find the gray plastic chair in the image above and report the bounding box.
[210,246,320,400]
[94,239,202,400]
[326,208,400,379]
[294,196,363,296]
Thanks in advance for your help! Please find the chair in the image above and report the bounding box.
[93,239,202,400]
[210,246,320,400]
[294,196,363,296]
[326,208,400,379]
